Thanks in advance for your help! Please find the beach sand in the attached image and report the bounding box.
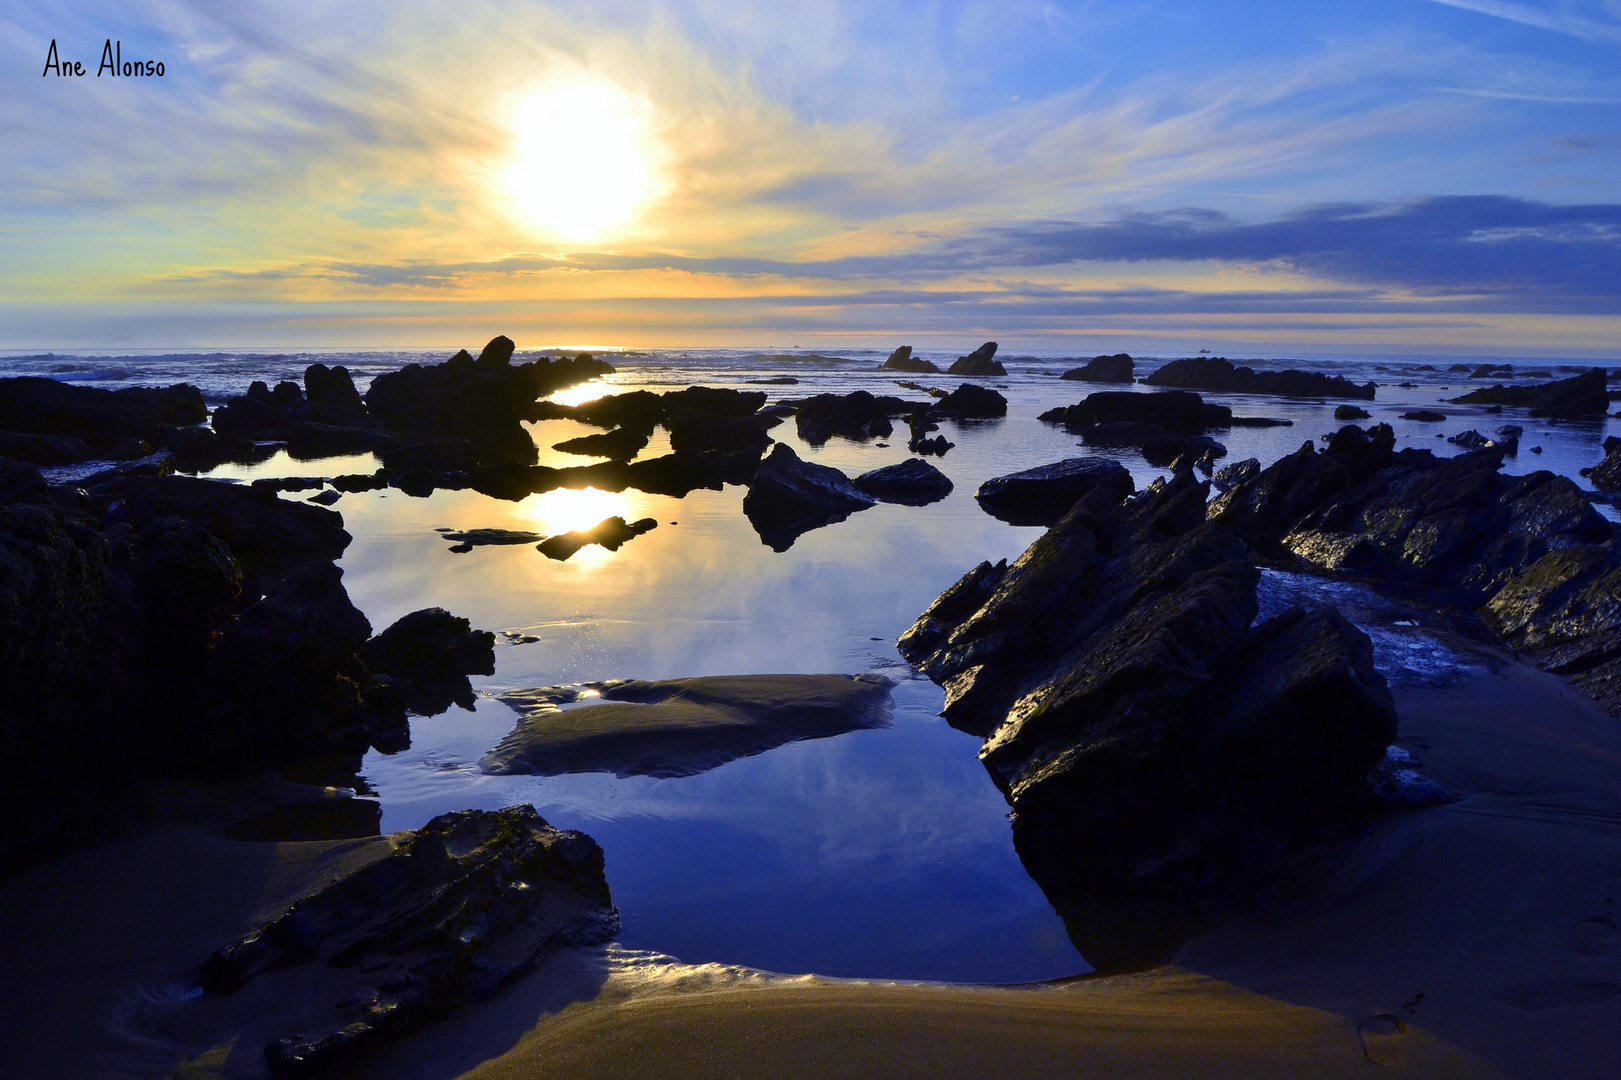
[4,653,1618,1079]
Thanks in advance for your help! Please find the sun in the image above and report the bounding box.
[501,75,667,244]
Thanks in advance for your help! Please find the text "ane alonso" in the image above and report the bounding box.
[43,39,164,78]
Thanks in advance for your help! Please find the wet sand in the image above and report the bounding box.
[4,653,1619,1079]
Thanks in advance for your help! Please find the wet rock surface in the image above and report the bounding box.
[484,674,895,778]
[742,443,876,550]
[1060,353,1135,383]
[1447,368,1608,418]
[197,805,618,1077]
[975,458,1134,527]
[946,341,1006,377]
[899,472,1398,955]
[1144,357,1376,400]
[853,457,954,505]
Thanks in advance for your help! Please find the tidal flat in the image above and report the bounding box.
[3,344,1621,1078]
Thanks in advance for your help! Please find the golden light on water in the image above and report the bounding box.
[501,76,667,243]
[518,488,634,568]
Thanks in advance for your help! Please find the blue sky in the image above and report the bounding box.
[1,1,1618,352]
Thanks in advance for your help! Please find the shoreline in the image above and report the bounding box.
[4,651,1617,1079]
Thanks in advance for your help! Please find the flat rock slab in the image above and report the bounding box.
[483,673,895,779]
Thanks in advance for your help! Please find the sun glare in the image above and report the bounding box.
[502,76,666,243]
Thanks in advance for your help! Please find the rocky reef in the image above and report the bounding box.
[1144,357,1376,400]
[1446,368,1608,418]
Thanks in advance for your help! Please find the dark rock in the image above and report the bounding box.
[116,476,351,572]
[662,386,768,422]
[198,805,617,1078]
[362,607,495,715]
[1402,410,1446,422]
[1060,354,1134,383]
[665,413,776,469]
[1448,429,1516,454]
[745,376,799,385]
[1144,357,1375,400]
[79,450,177,487]
[975,458,1134,527]
[478,334,517,366]
[162,425,270,472]
[104,437,151,461]
[1447,368,1608,418]
[1334,405,1371,421]
[0,458,48,505]
[1039,390,1231,435]
[1210,457,1260,493]
[742,443,877,551]
[364,338,547,464]
[552,426,650,461]
[908,433,954,456]
[947,342,1006,377]
[441,528,544,548]
[1590,437,1621,492]
[331,471,390,493]
[535,390,664,431]
[485,674,894,778]
[1471,363,1514,379]
[881,345,939,373]
[0,377,206,453]
[284,422,397,460]
[932,383,1007,418]
[895,380,947,399]
[899,471,1396,929]
[853,458,954,505]
[0,430,90,464]
[381,439,482,474]
[303,364,363,410]
[538,516,658,560]
[307,489,342,506]
[792,391,900,444]
[1076,423,1226,468]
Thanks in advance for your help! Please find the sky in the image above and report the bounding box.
[1,1,1619,354]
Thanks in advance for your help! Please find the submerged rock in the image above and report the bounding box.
[881,345,939,374]
[1144,357,1376,400]
[198,805,618,1077]
[853,457,954,505]
[1061,354,1134,383]
[537,515,658,560]
[947,342,1006,377]
[975,458,1134,527]
[742,444,876,551]
[1447,368,1608,418]
[484,674,894,778]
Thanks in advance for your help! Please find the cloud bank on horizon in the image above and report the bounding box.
[1,0,1618,352]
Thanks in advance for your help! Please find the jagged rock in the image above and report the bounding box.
[1447,368,1608,418]
[197,805,618,1078]
[742,443,876,551]
[1210,457,1260,493]
[947,342,1006,377]
[1060,354,1134,383]
[1040,390,1231,435]
[303,363,363,409]
[112,476,351,572]
[364,343,542,465]
[0,458,48,505]
[853,458,954,505]
[1448,429,1516,454]
[1144,358,1376,400]
[537,516,658,561]
[485,674,895,778]
[0,430,90,464]
[932,383,1007,418]
[0,377,206,453]
[1076,422,1227,468]
[362,607,495,715]
[552,426,650,461]
[975,458,1134,527]
[1589,437,1621,492]
[881,345,939,373]
[899,472,1396,932]
[1334,404,1370,421]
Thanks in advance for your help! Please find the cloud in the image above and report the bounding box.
[1426,1,1621,44]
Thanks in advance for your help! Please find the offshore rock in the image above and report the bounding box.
[1447,368,1608,418]
[198,806,618,1078]
[974,458,1134,527]
[742,443,876,551]
[1040,390,1232,435]
[1144,357,1376,400]
[882,345,939,374]
[853,457,954,505]
[1060,354,1134,383]
[947,342,1006,377]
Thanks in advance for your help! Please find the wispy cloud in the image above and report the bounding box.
[1427,0,1621,44]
